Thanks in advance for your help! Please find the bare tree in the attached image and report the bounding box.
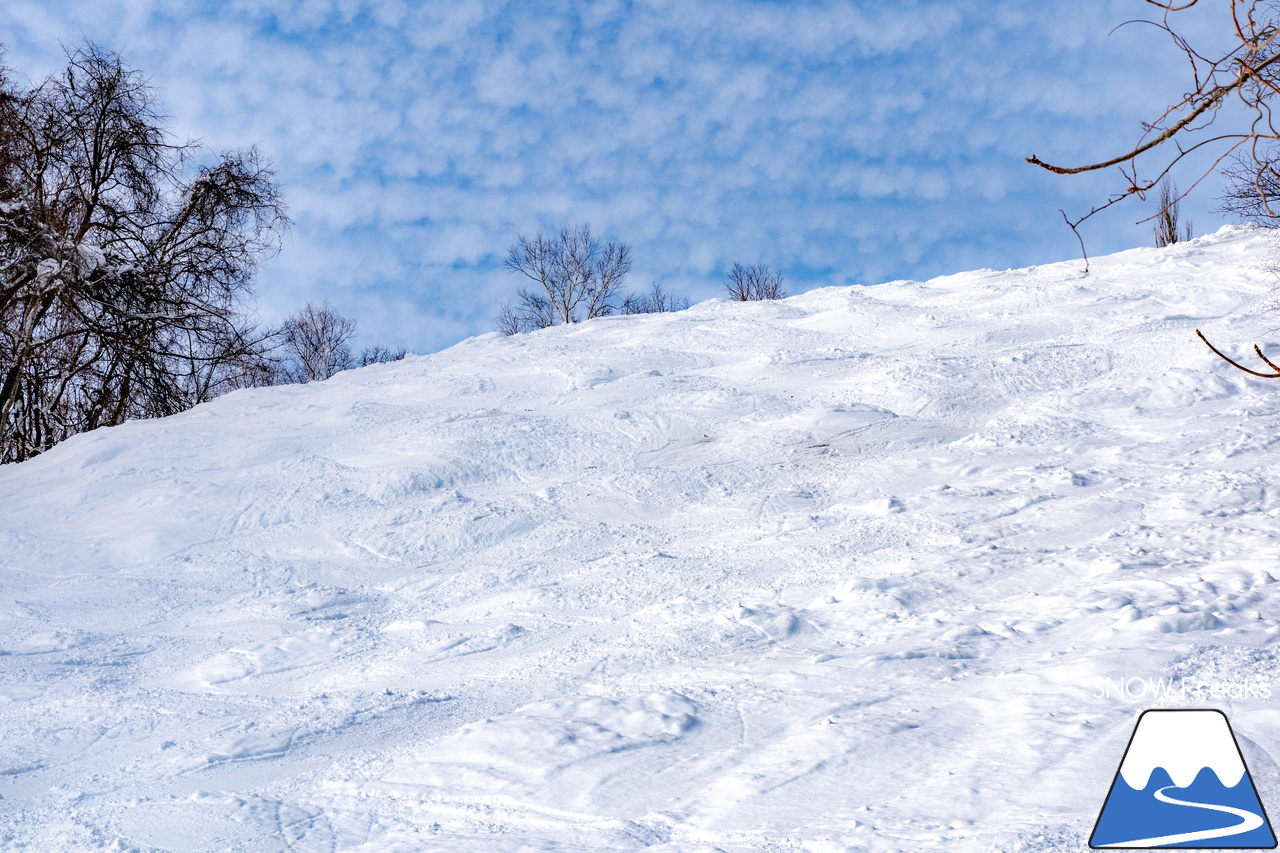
[275,302,409,382]
[497,289,556,336]
[1025,2,1280,257]
[623,281,690,314]
[1154,177,1194,247]
[358,344,409,366]
[724,262,787,301]
[1024,2,1280,374]
[0,42,288,463]
[496,301,525,337]
[499,223,632,334]
[1220,149,1280,226]
[280,301,356,382]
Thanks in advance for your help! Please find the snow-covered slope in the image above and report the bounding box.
[4,226,1280,851]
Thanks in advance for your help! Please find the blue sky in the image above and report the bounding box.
[1,1,1234,353]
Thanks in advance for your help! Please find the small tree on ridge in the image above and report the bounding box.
[499,223,632,334]
[1153,177,1193,248]
[724,263,787,301]
[623,281,690,314]
[278,301,407,382]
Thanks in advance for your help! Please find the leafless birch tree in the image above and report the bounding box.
[499,223,632,334]
[280,301,356,382]
[0,43,288,462]
[724,263,787,301]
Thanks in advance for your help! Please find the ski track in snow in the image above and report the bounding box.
[4,227,1280,850]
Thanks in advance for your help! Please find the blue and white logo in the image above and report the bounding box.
[1090,709,1276,849]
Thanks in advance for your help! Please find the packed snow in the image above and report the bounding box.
[4,225,1280,851]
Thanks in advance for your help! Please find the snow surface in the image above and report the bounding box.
[4,226,1280,851]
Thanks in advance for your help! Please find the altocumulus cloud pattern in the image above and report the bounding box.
[0,0,1232,351]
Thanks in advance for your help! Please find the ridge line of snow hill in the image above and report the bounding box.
[4,225,1280,851]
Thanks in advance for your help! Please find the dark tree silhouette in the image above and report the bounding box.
[0,43,288,462]
[1153,177,1193,247]
[724,263,787,301]
[623,281,690,314]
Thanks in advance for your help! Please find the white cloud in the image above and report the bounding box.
[0,0,1230,352]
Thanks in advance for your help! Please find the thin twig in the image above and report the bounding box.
[1195,329,1280,377]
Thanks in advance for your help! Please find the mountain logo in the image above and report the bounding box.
[1090,709,1276,849]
